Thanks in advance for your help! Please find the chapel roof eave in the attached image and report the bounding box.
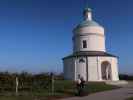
[62,51,118,60]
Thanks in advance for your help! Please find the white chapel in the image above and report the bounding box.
[63,8,119,81]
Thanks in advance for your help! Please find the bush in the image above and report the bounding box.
[119,74,133,80]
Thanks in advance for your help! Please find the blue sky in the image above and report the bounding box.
[0,0,132,74]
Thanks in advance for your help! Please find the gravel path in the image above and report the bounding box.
[61,82,133,100]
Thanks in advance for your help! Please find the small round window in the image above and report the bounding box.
[79,58,85,63]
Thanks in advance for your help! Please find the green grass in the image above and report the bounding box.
[126,97,133,100]
[0,96,35,100]
[85,82,119,93]
[0,80,120,100]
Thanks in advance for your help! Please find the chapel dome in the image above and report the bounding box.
[75,20,101,29]
[73,8,104,35]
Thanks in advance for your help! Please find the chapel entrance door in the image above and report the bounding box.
[101,61,112,80]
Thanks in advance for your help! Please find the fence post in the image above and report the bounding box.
[16,77,19,96]
[50,73,54,96]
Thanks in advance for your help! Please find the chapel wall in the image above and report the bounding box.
[73,34,106,52]
[63,58,75,80]
[87,57,99,81]
[75,57,87,80]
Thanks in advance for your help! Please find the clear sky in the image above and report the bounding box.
[0,0,132,74]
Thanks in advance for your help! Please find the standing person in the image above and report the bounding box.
[80,77,85,89]
[80,77,86,96]
[76,75,81,96]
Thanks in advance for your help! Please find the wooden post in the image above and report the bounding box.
[50,73,54,96]
[16,77,19,96]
